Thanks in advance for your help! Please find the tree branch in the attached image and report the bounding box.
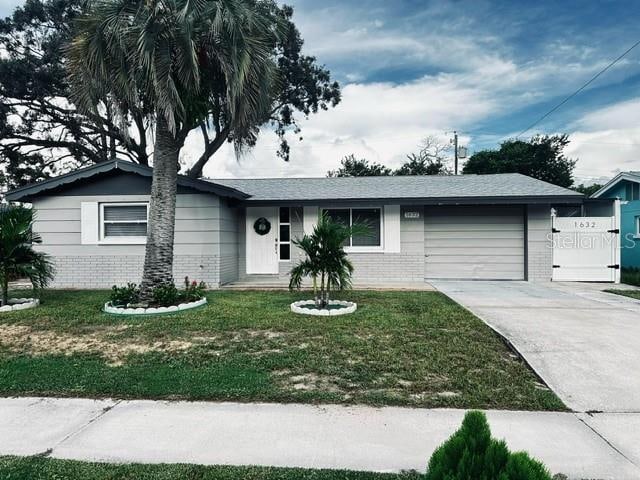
[187,125,231,178]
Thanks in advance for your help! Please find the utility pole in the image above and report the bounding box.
[453,130,458,175]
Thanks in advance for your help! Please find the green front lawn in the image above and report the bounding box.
[0,456,421,480]
[0,289,564,410]
[605,289,640,300]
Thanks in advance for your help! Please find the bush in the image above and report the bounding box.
[152,282,180,307]
[182,276,207,302]
[109,283,140,307]
[622,267,640,287]
[426,411,552,480]
[109,278,206,308]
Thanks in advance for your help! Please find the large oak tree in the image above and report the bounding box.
[0,0,340,191]
[462,135,576,188]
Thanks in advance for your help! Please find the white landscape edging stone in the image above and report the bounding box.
[104,297,207,315]
[0,298,40,313]
[290,299,357,316]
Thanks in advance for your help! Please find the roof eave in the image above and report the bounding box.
[238,194,585,206]
[592,172,640,198]
[5,160,250,201]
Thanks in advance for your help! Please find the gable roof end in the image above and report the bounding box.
[5,160,250,202]
[592,171,640,198]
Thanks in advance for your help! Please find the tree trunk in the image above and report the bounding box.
[313,275,319,308]
[1,274,8,307]
[139,116,181,301]
[319,271,326,308]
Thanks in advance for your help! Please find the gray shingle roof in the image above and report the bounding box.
[212,174,582,202]
[5,158,583,204]
[5,160,249,202]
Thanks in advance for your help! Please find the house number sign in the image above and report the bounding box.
[574,221,597,229]
[404,211,420,219]
[254,217,271,235]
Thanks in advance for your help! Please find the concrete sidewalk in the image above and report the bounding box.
[2,397,640,479]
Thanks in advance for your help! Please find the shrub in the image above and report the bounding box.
[152,282,180,307]
[0,205,55,306]
[182,276,206,302]
[426,411,552,480]
[109,283,140,307]
[622,267,640,287]
[110,278,206,308]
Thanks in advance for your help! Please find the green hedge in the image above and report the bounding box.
[426,411,552,480]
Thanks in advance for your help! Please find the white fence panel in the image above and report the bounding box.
[552,216,617,282]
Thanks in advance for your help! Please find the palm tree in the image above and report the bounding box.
[0,206,55,306]
[67,0,282,300]
[289,234,321,306]
[289,213,368,308]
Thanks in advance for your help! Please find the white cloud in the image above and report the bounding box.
[179,2,640,182]
[189,75,497,179]
[186,56,639,180]
[564,99,640,182]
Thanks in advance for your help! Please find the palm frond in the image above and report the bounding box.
[0,206,55,305]
[67,0,285,136]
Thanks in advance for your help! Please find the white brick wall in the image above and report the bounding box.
[527,205,553,282]
[349,253,425,283]
[49,255,220,289]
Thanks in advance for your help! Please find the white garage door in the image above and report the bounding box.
[424,206,525,280]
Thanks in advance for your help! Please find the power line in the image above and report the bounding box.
[516,38,640,138]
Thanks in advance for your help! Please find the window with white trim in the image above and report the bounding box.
[323,207,382,249]
[636,216,640,237]
[279,207,291,261]
[100,203,148,242]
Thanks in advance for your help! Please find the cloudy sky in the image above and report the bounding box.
[2,0,638,184]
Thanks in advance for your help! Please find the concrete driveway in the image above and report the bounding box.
[432,281,640,413]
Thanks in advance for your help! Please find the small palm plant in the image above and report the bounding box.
[289,213,368,308]
[0,205,55,306]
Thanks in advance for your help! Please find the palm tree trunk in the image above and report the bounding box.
[319,270,326,308]
[1,274,8,307]
[313,275,319,308]
[140,116,181,301]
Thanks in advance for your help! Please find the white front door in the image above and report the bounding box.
[246,206,279,274]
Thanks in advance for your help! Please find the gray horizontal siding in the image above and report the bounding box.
[400,206,424,256]
[219,202,240,284]
[424,206,525,280]
[32,193,224,287]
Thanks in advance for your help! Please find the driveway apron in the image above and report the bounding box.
[432,281,640,413]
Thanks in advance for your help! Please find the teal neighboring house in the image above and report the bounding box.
[593,172,640,268]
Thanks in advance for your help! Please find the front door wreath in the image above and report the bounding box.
[254,217,271,235]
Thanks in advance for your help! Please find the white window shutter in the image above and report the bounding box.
[80,202,99,244]
[383,205,401,253]
[303,206,318,234]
